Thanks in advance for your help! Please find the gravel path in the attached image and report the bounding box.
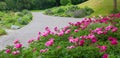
[0,12,83,50]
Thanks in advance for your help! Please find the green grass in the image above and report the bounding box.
[79,0,120,16]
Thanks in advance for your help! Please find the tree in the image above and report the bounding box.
[55,0,60,6]
[113,0,117,10]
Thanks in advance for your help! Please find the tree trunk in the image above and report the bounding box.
[114,0,117,10]
[56,0,60,6]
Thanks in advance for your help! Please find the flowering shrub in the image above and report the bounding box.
[0,13,120,58]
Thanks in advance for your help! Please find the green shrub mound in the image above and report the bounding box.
[0,10,32,29]
[44,5,94,18]
[0,28,6,35]
[60,0,71,5]
[0,13,120,58]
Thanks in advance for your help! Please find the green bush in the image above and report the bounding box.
[0,11,32,29]
[0,2,7,11]
[71,0,88,5]
[60,0,71,5]
[72,9,86,18]
[44,5,94,18]
[0,29,6,35]
[44,9,54,15]
[57,8,65,13]
[84,6,94,15]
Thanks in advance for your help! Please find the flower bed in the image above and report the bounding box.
[0,13,120,58]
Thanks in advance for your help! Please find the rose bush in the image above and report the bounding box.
[0,13,120,58]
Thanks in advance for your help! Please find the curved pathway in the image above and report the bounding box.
[0,12,82,50]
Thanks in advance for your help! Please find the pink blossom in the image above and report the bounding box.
[40,48,49,53]
[5,49,11,53]
[65,29,71,34]
[105,25,113,31]
[57,31,64,36]
[41,31,49,37]
[111,27,118,32]
[45,38,54,46]
[14,39,19,44]
[38,32,41,35]
[91,38,97,43]
[79,40,85,46]
[97,31,103,34]
[67,46,75,49]
[102,54,108,58]
[54,27,58,31]
[45,26,49,31]
[108,37,115,41]
[37,36,40,40]
[15,43,22,49]
[62,26,70,32]
[93,28,103,33]
[80,35,87,39]
[74,29,79,32]
[111,39,118,45]
[12,50,20,55]
[88,34,96,39]
[98,45,107,52]
[28,38,34,43]
[68,37,79,43]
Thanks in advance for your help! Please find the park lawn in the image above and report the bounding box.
[79,0,120,16]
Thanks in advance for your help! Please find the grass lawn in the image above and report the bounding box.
[79,0,120,16]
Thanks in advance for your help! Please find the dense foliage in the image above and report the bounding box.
[44,5,94,18]
[0,13,120,58]
[0,28,6,35]
[0,10,32,35]
[0,0,87,11]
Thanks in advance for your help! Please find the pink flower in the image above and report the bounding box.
[108,37,116,41]
[12,50,20,55]
[79,40,85,46]
[28,38,34,43]
[5,49,11,53]
[54,27,58,31]
[67,46,75,49]
[38,32,41,35]
[111,39,118,45]
[98,45,107,52]
[68,37,79,43]
[68,37,74,43]
[13,39,19,44]
[105,25,113,31]
[80,35,87,39]
[88,34,96,39]
[91,38,97,43]
[74,29,79,32]
[37,36,40,40]
[41,31,49,37]
[40,48,49,53]
[93,28,103,33]
[97,31,103,34]
[15,43,22,49]
[45,26,49,31]
[45,38,54,46]
[65,29,71,34]
[57,31,64,36]
[111,27,118,32]
[102,54,108,58]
